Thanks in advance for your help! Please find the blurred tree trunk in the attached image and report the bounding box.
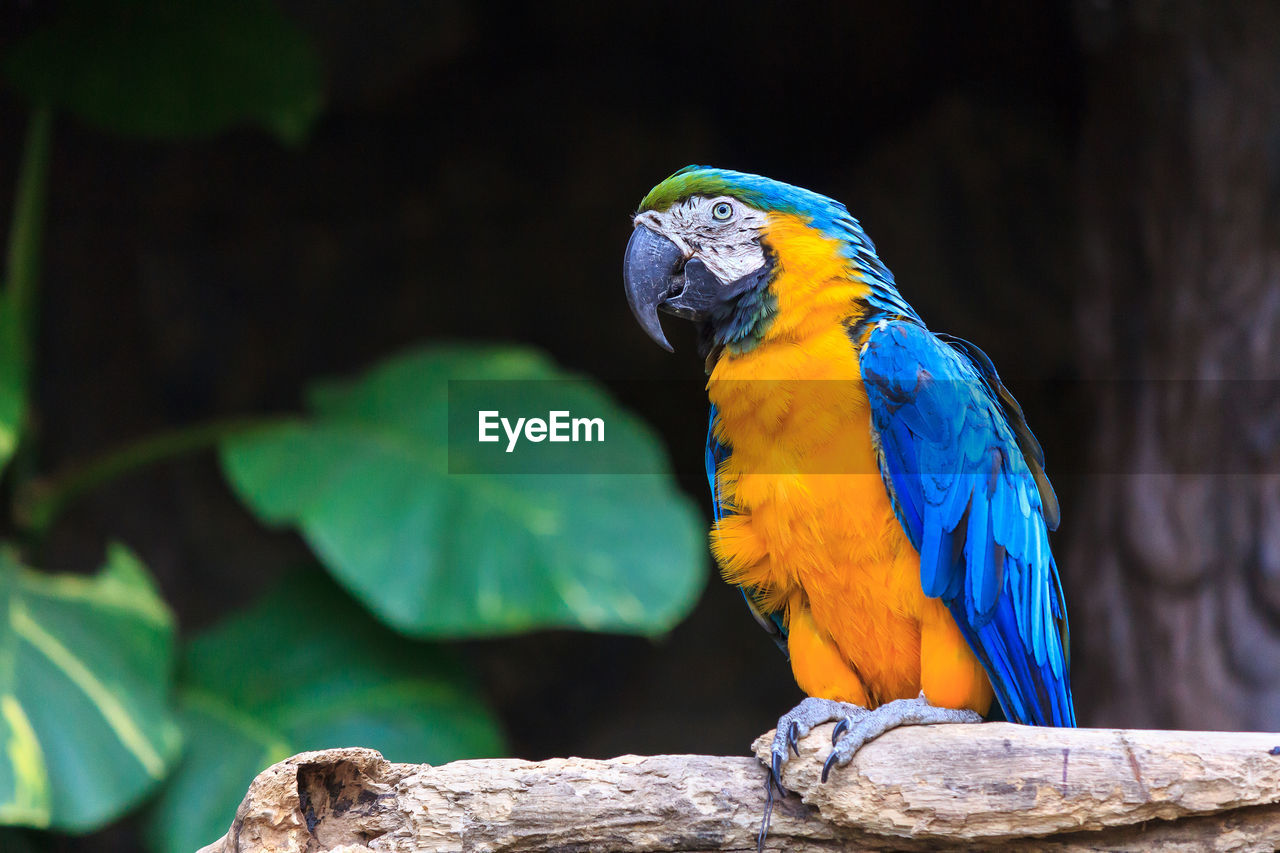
[1072,0,1280,729]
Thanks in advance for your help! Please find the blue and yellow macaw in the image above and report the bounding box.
[623,167,1074,808]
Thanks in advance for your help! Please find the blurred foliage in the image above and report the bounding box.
[0,545,180,832]
[2,0,322,144]
[223,347,704,638]
[0,1,706,849]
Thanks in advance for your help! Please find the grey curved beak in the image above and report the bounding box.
[623,225,684,352]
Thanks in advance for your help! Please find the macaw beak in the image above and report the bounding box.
[623,225,722,352]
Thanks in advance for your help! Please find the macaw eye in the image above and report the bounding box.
[712,201,733,221]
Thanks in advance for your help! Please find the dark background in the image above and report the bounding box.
[3,0,1279,846]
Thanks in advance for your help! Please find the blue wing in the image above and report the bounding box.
[707,405,789,654]
[859,319,1075,727]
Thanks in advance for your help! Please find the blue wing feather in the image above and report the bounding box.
[859,320,1075,727]
[706,406,730,525]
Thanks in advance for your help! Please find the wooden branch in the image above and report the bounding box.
[198,723,1280,852]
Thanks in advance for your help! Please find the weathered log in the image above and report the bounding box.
[198,723,1280,852]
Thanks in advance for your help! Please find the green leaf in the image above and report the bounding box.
[220,345,706,638]
[0,294,25,475]
[144,575,505,853]
[0,544,180,832]
[2,0,322,144]
[0,107,52,479]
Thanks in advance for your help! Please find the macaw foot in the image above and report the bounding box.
[760,697,869,849]
[765,697,866,795]
[757,693,982,850]
[821,693,982,782]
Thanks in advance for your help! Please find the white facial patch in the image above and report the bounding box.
[633,196,769,285]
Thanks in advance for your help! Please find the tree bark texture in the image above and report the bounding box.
[199,722,1280,852]
[1071,0,1280,730]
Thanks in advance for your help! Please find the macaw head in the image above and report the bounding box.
[623,166,912,354]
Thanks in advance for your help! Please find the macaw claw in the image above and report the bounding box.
[831,717,850,744]
[820,749,842,784]
[769,751,787,797]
